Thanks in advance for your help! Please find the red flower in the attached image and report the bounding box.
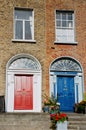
[50,113,68,122]
[50,112,68,129]
[56,115,59,121]
[50,113,56,120]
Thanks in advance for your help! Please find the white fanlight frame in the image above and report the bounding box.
[6,54,42,112]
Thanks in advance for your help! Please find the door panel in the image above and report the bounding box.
[14,75,33,110]
[57,76,75,112]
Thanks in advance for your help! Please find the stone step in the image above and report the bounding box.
[67,112,86,116]
[68,126,86,130]
[0,125,50,130]
[0,113,51,130]
[68,125,79,129]
[79,126,86,130]
[69,120,86,124]
[68,129,78,130]
[0,112,85,130]
[67,112,84,115]
[69,117,86,121]
[0,113,50,120]
[67,113,86,130]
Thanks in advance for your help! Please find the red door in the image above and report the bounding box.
[14,75,33,110]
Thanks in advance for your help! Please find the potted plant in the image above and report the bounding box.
[74,100,86,114]
[42,94,51,113]
[42,94,60,113]
[50,112,68,130]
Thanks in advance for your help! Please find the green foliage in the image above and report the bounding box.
[43,94,58,106]
[50,112,68,129]
[79,100,86,106]
[84,93,86,101]
[43,94,60,114]
[74,100,86,113]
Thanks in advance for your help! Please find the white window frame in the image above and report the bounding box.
[12,8,36,43]
[55,10,78,44]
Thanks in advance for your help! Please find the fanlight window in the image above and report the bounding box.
[50,58,82,72]
[8,58,40,70]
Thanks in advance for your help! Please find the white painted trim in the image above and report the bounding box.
[49,56,84,108]
[54,41,78,44]
[6,72,42,113]
[13,8,35,41]
[74,75,83,103]
[6,54,42,113]
[55,10,77,43]
[12,39,36,43]
[6,53,41,70]
[49,56,83,72]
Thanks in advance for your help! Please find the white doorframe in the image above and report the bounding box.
[50,57,84,107]
[6,54,42,112]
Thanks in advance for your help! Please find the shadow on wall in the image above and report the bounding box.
[0,96,5,112]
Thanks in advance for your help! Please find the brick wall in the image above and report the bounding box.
[0,0,46,95]
[45,0,86,93]
[0,0,86,97]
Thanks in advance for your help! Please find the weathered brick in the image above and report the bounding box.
[0,0,86,97]
[46,0,86,93]
[0,0,46,95]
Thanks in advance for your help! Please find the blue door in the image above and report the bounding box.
[57,76,75,112]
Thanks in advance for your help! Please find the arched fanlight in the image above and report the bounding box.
[50,58,82,72]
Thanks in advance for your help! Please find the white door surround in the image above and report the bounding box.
[50,57,84,105]
[6,54,42,112]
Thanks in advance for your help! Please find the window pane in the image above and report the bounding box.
[56,13,61,19]
[67,21,73,28]
[56,20,61,27]
[15,10,32,20]
[15,21,23,39]
[68,13,73,20]
[62,21,66,27]
[56,28,74,42]
[62,13,66,20]
[25,21,32,39]
[67,29,74,41]
[56,11,74,42]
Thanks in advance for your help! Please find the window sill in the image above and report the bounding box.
[54,41,78,45]
[12,39,36,43]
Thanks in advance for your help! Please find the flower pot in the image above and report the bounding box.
[43,105,49,113]
[56,121,68,130]
[49,105,60,114]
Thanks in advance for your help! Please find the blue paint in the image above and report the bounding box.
[57,76,75,112]
[76,84,78,103]
[55,71,77,76]
[54,83,56,97]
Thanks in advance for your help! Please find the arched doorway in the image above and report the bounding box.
[50,57,83,112]
[6,54,42,112]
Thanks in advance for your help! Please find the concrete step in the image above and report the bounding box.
[68,125,79,129]
[0,113,51,130]
[0,125,50,130]
[79,126,86,130]
[67,113,86,130]
[69,120,86,125]
[0,112,85,130]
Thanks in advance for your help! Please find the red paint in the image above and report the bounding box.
[14,75,33,110]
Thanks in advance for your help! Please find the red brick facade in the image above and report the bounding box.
[45,0,86,94]
[0,0,86,112]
